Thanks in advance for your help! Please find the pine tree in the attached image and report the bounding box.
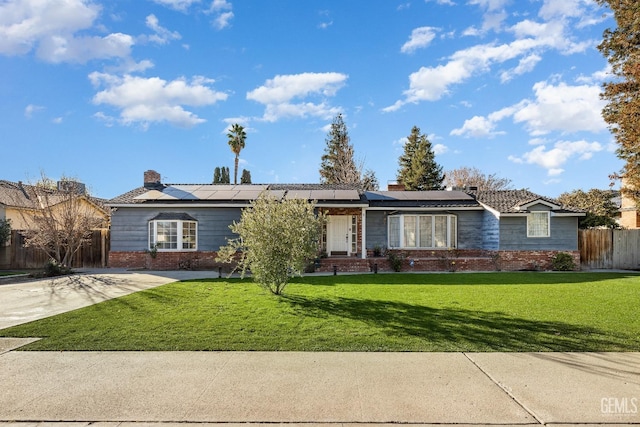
[596,0,640,205]
[240,169,252,184]
[397,126,445,190]
[213,167,221,184]
[319,114,360,185]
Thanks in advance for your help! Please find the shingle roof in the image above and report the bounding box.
[107,183,583,215]
[0,179,109,213]
[473,189,583,214]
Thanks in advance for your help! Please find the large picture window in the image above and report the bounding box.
[388,214,457,249]
[149,216,198,251]
[527,211,550,237]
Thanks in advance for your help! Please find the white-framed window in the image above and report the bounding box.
[388,214,457,249]
[149,219,198,251]
[527,211,550,238]
[351,215,358,253]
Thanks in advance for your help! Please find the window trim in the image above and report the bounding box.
[527,211,550,238]
[388,214,457,249]
[149,219,198,251]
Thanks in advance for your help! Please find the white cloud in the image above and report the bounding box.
[385,3,594,111]
[512,81,606,135]
[208,0,233,29]
[401,27,438,54]
[509,139,603,176]
[433,143,448,155]
[468,0,509,12]
[0,0,134,63]
[500,53,541,82]
[213,11,234,30]
[452,79,606,138]
[576,65,611,84]
[247,72,348,122]
[466,0,509,35]
[152,0,201,12]
[24,104,44,118]
[538,0,590,20]
[450,115,504,138]
[89,73,228,128]
[144,15,181,45]
[38,32,133,63]
[210,0,232,11]
[425,0,455,5]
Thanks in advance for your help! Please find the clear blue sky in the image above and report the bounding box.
[0,0,620,199]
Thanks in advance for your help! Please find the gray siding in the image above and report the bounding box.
[499,216,579,250]
[110,207,242,251]
[482,210,500,250]
[456,211,484,249]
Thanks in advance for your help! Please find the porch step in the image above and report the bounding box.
[315,257,372,273]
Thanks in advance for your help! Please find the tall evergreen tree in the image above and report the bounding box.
[213,166,231,184]
[221,167,230,184]
[361,169,379,191]
[319,114,361,185]
[240,169,252,184]
[227,123,247,185]
[596,0,640,205]
[397,126,445,190]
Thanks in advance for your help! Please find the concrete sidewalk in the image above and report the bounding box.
[0,346,638,425]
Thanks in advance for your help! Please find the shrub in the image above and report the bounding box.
[44,258,72,277]
[217,193,325,295]
[551,252,576,271]
[387,251,405,272]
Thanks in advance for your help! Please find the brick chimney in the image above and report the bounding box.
[387,181,406,191]
[144,170,162,189]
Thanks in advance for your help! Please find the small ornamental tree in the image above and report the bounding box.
[217,193,326,295]
[13,175,107,269]
[0,219,11,246]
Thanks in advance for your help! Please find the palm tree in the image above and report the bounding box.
[227,123,247,185]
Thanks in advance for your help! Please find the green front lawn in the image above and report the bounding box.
[2,272,639,352]
[0,271,26,277]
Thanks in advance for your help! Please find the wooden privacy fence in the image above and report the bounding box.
[579,229,640,270]
[0,229,110,269]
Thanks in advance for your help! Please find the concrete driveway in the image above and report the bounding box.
[0,268,220,329]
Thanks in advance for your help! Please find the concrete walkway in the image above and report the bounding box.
[0,269,638,425]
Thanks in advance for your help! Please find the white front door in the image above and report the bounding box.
[328,215,350,255]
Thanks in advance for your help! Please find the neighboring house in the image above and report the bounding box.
[0,179,110,230]
[0,179,111,268]
[619,179,639,229]
[108,170,584,271]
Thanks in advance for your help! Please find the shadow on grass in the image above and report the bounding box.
[283,294,637,352]
[293,271,640,287]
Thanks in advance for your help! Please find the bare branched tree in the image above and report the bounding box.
[11,175,108,268]
[444,166,513,191]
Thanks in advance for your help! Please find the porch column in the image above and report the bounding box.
[361,207,367,259]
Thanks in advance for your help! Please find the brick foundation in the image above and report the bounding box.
[109,251,232,271]
[111,249,580,273]
[316,249,580,273]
